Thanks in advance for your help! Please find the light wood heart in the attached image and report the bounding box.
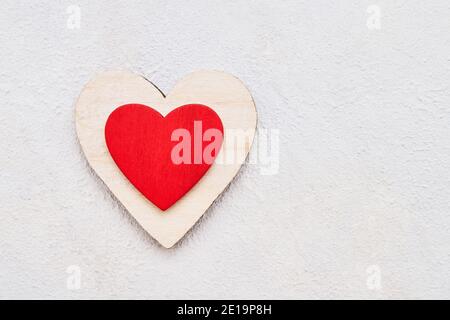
[75,70,257,248]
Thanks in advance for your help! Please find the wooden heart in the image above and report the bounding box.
[75,71,257,248]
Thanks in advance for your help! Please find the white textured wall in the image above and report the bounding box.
[1,0,450,299]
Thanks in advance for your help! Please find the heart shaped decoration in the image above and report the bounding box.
[105,103,224,211]
[75,71,257,248]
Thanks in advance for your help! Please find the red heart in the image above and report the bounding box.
[105,104,224,211]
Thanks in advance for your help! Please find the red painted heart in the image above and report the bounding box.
[105,104,224,211]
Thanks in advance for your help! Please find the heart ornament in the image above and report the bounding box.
[75,71,257,248]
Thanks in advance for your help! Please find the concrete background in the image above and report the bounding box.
[1,0,450,299]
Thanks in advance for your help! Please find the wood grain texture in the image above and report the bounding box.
[75,70,257,248]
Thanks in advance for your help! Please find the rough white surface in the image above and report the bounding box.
[1,0,450,299]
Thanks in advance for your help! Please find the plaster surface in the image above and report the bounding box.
[1,0,450,299]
